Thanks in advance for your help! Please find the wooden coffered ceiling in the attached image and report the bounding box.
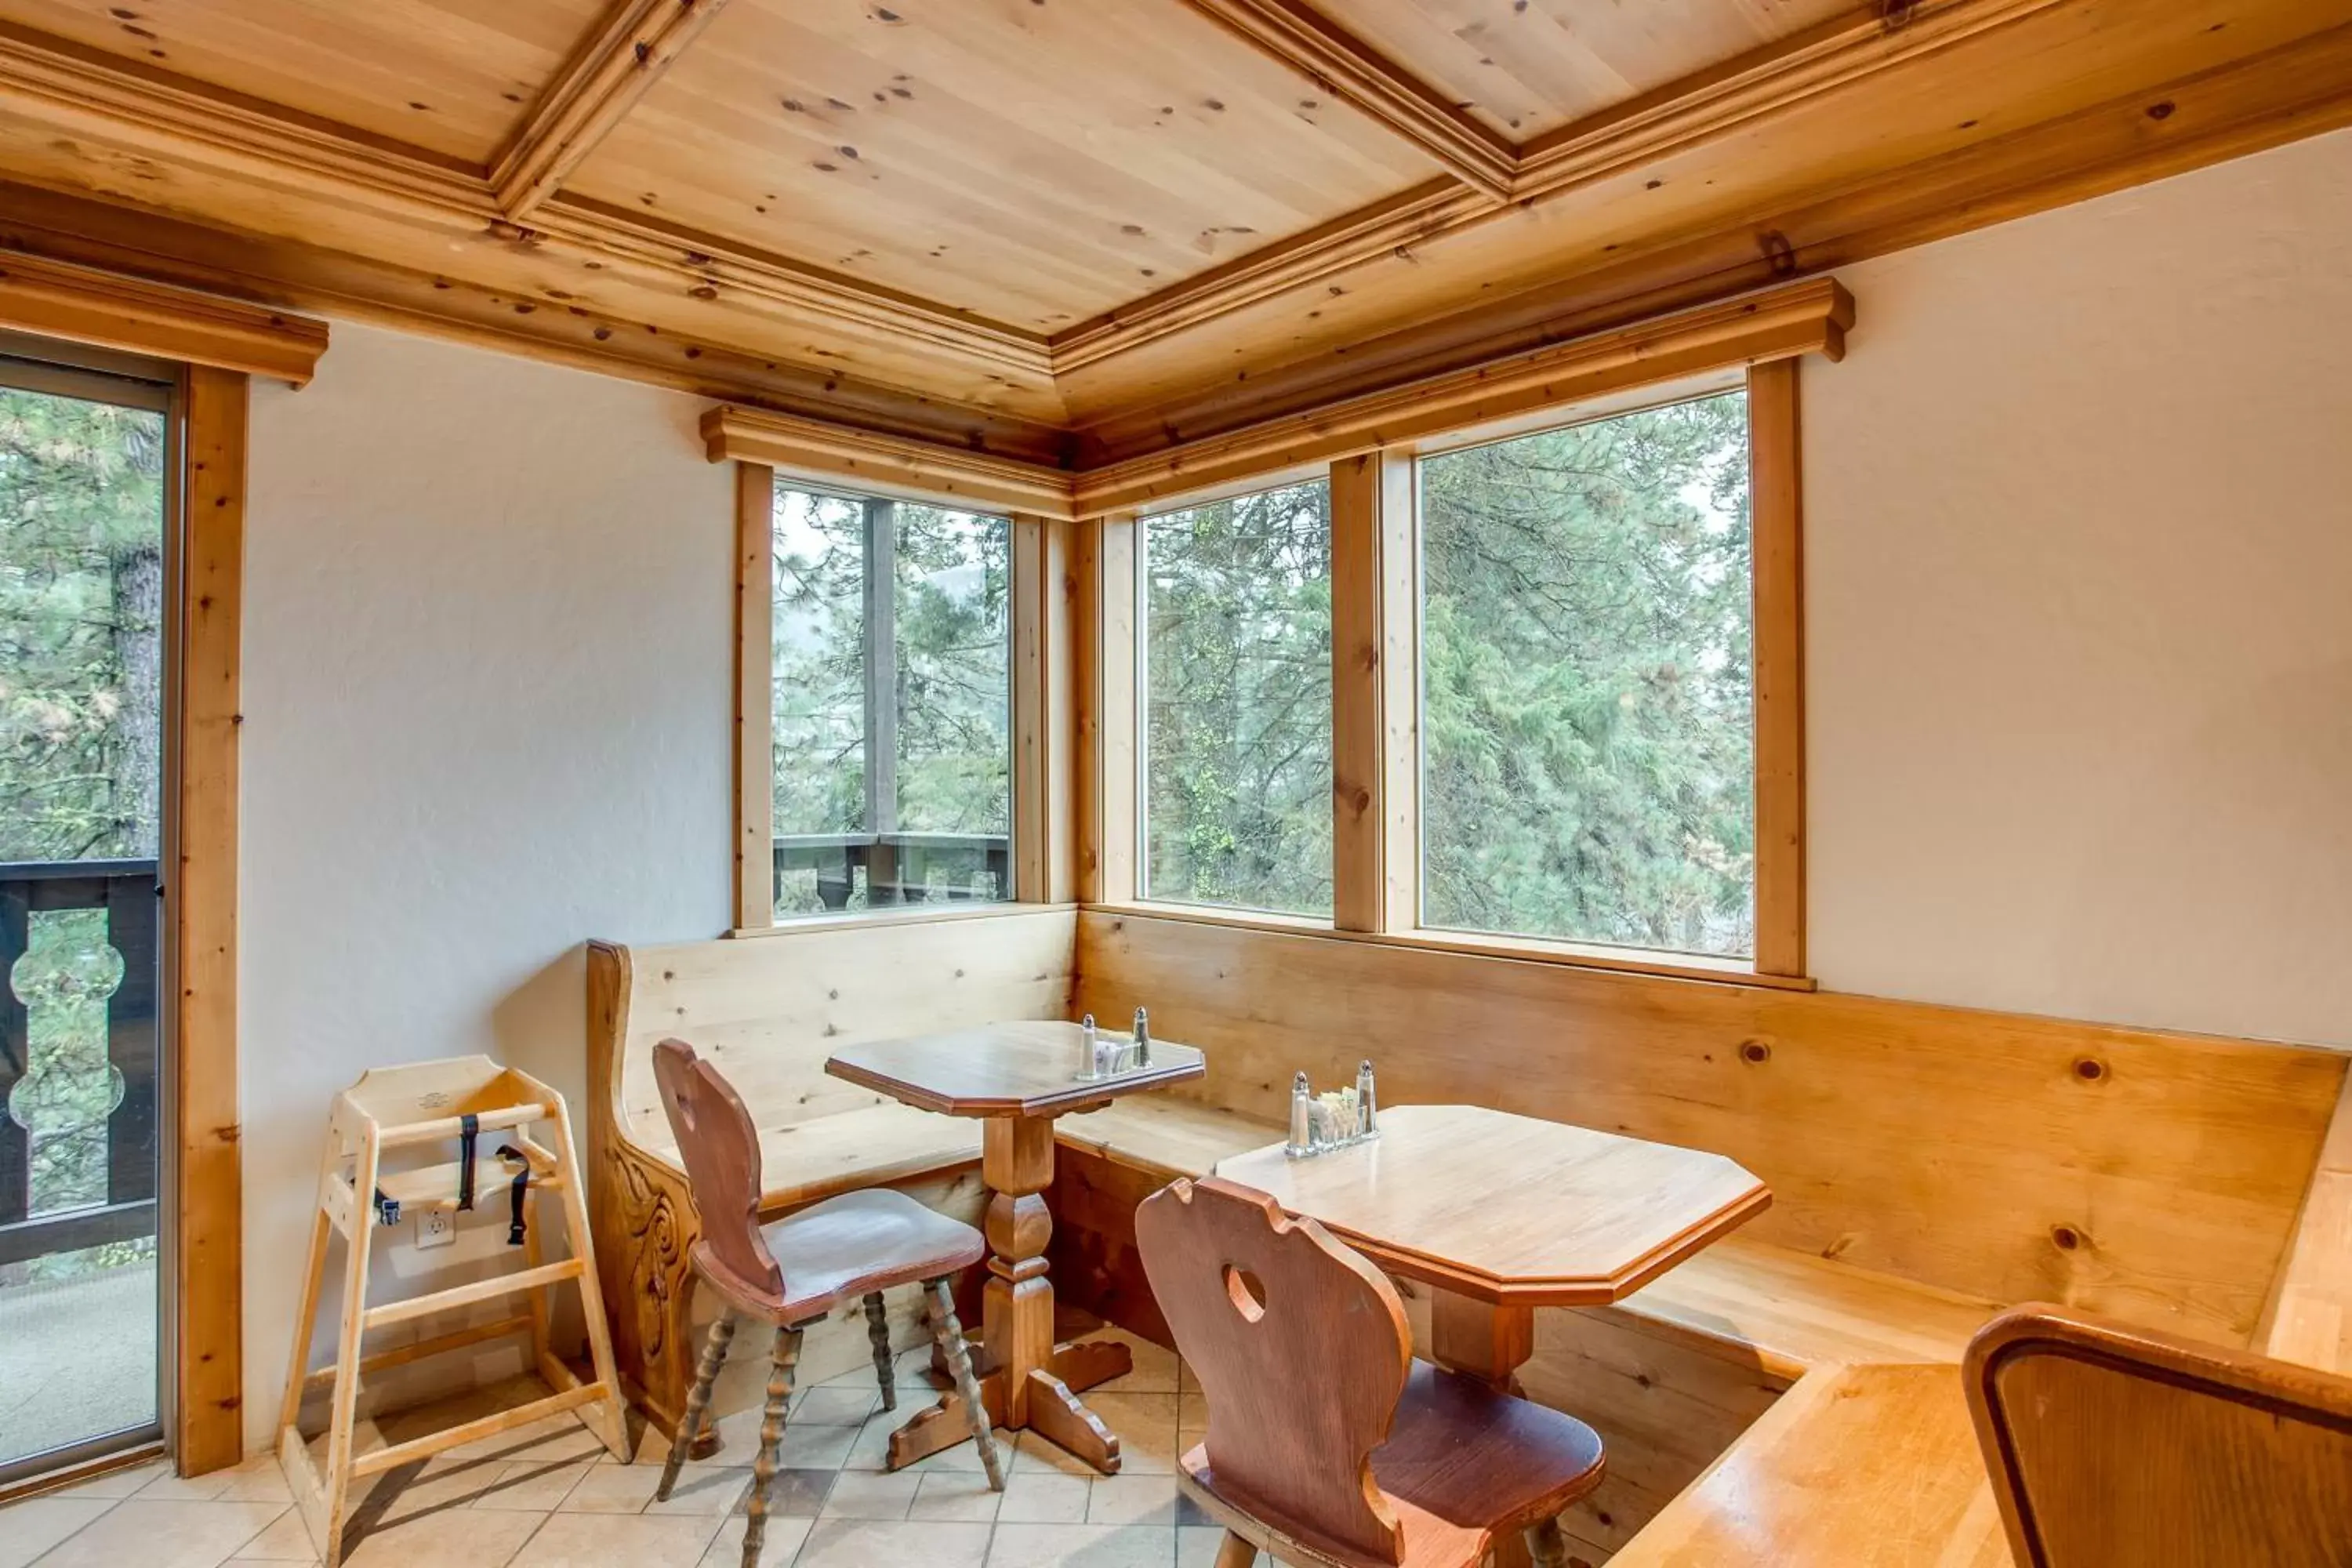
[0,0,2350,466]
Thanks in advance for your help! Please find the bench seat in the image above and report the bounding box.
[639,1100,984,1215]
[1606,1363,2008,1566]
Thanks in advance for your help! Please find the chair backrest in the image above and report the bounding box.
[1965,1303,2352,1567]
[1135,1176,1411,1565]
[652,1038,785,1305]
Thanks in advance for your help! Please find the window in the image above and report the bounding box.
[1417,391,1755,957]
[1141,479,1333,917]
[768,482,1012,916]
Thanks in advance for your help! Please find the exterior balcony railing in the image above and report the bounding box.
[773,832,1011,913]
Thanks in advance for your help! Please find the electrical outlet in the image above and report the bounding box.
[417,1208,455,1250]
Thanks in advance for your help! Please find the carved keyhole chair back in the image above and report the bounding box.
[1965,1304,2352,1567]
[1135,1176,1608,1568]
[648,1038,1004,1568]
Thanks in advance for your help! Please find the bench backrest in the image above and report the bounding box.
[590,907,1077,1161]
[1967,1304,2352,1566]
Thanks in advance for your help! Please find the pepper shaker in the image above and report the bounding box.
[1132,1006,1151,1067]
[1356,1058,1378,1139]
[1287,1071,1312,1157]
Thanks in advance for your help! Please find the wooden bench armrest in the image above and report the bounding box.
[1056,1097,1284,1178]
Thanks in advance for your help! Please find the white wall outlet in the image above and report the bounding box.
[416,1208,455,1250]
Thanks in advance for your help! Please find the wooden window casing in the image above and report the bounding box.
[1074,284,1840,988]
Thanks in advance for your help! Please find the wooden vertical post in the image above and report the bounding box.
[862,499,901,903]
[1749,359,1806,979]
[1329,450,1418,935]
[1012,514,1076,904]
[1075,512,1139,906]
[176,364,245,1475]
[733,462,775,931]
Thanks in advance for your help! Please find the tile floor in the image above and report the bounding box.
[0,1328,1241,1568]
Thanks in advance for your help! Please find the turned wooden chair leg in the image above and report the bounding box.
[656,1312,735,1502]
[1213,1530,1257,1568]
[863,1290,897,1412]
[1524,1515,1572,1567]
[925,1277,1005,1490]
[740,1324,802,1568]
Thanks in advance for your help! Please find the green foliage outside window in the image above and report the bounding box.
[1421,391,1755,956]
[767,485,1011,913]
[1143,481,1334,916]
[1,381,165,1276]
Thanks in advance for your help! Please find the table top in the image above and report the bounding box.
[826,1020,1206,1119]
[1214,1103,1769,1305]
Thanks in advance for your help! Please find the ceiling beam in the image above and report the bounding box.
[492,0,735,220]
[1174,0,1519,197]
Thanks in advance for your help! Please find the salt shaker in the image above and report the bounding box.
[1287,1071,1312,1157]
[1076,1014,1098,1080]
[1356,1058,1378,1138]
[1132,1006,1151,1067]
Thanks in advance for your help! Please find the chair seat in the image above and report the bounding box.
[1372,1361,1608,1534]
[1179,1362,1606,1568]
[696,1186,985,1324]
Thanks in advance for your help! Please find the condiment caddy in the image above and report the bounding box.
[1286,1060,1380,1158]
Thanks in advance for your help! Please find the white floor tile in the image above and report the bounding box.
[698,1514,812,1568]
[0,1496,114,1568]
[1087,1475,1178,1528]
[513,1512,723,1568]
[906,1470,1004,1523]
[33,1500,289,1568]
[987,1521,1177,1568]
[816,1468,919,1520]
[995,1472,1091,1525]
[793,1518,992,1568]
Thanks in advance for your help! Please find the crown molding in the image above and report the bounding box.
[1047,0,2063,376]
[0,22,1053,386]
[703,405,1080,520]
[1071,277,1851,516]
[1067,16,2352,459]
[0,248,328,383]
[0,179,1074,462]
[1174,0,1516,196]
[492,0,736,220]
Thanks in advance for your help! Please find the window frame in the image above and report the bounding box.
[1078,355,1813,989]
[730,463,1066,933]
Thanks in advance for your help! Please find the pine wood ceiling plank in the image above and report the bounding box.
[1316,0,1859,140]
[492,0,736,220]
[563,0,1441,331]
[0,21,1067,415]
[1055,0,2352,430]
[0,0,603,162]
[1174,0,1517,194]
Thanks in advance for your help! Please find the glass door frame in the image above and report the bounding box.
[0,331,181,1488]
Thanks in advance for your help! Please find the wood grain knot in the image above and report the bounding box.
[1738,1040,1772,1065]
[2072,1057,2107,1083]
[2050,1223,2084,1252]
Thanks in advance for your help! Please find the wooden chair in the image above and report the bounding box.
[648,1037,1003,1567]
[1965,1303,2352,1566]
[1135,1175,1606,1568]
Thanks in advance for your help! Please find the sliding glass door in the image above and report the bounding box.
[0,340,172,1481]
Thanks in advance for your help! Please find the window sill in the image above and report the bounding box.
[1084,902,1814,992]
[731,899,1074,939]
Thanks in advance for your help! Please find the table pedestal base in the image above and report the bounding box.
[888,1116,1129,1475]
[1432,1291,1543,1568]
[887,1338,1128,1473]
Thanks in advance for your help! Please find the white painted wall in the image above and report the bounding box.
[1806,126,2352,1048]
[239,323,731,1450]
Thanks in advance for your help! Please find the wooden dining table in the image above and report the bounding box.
[826,1019,1206,1475]
[1217,1102,1771,1568]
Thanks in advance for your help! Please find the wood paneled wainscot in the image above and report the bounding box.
[583,906,1078,1436]
[1062,909,2348,1562]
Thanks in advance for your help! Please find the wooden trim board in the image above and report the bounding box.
[1072,278,1851,515]
[1748,360,1806,979]
[702,405,1078,522]
[732,461,775,931]
[175,365,246,1475]
[1013,515,1078,905]
[0,250,326,385]
[1328,449,1417,935]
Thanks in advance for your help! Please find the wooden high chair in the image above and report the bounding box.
[1136,1175,1608,1568]
[1966,1303,2352,1566]
[278,1056,631,1567]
